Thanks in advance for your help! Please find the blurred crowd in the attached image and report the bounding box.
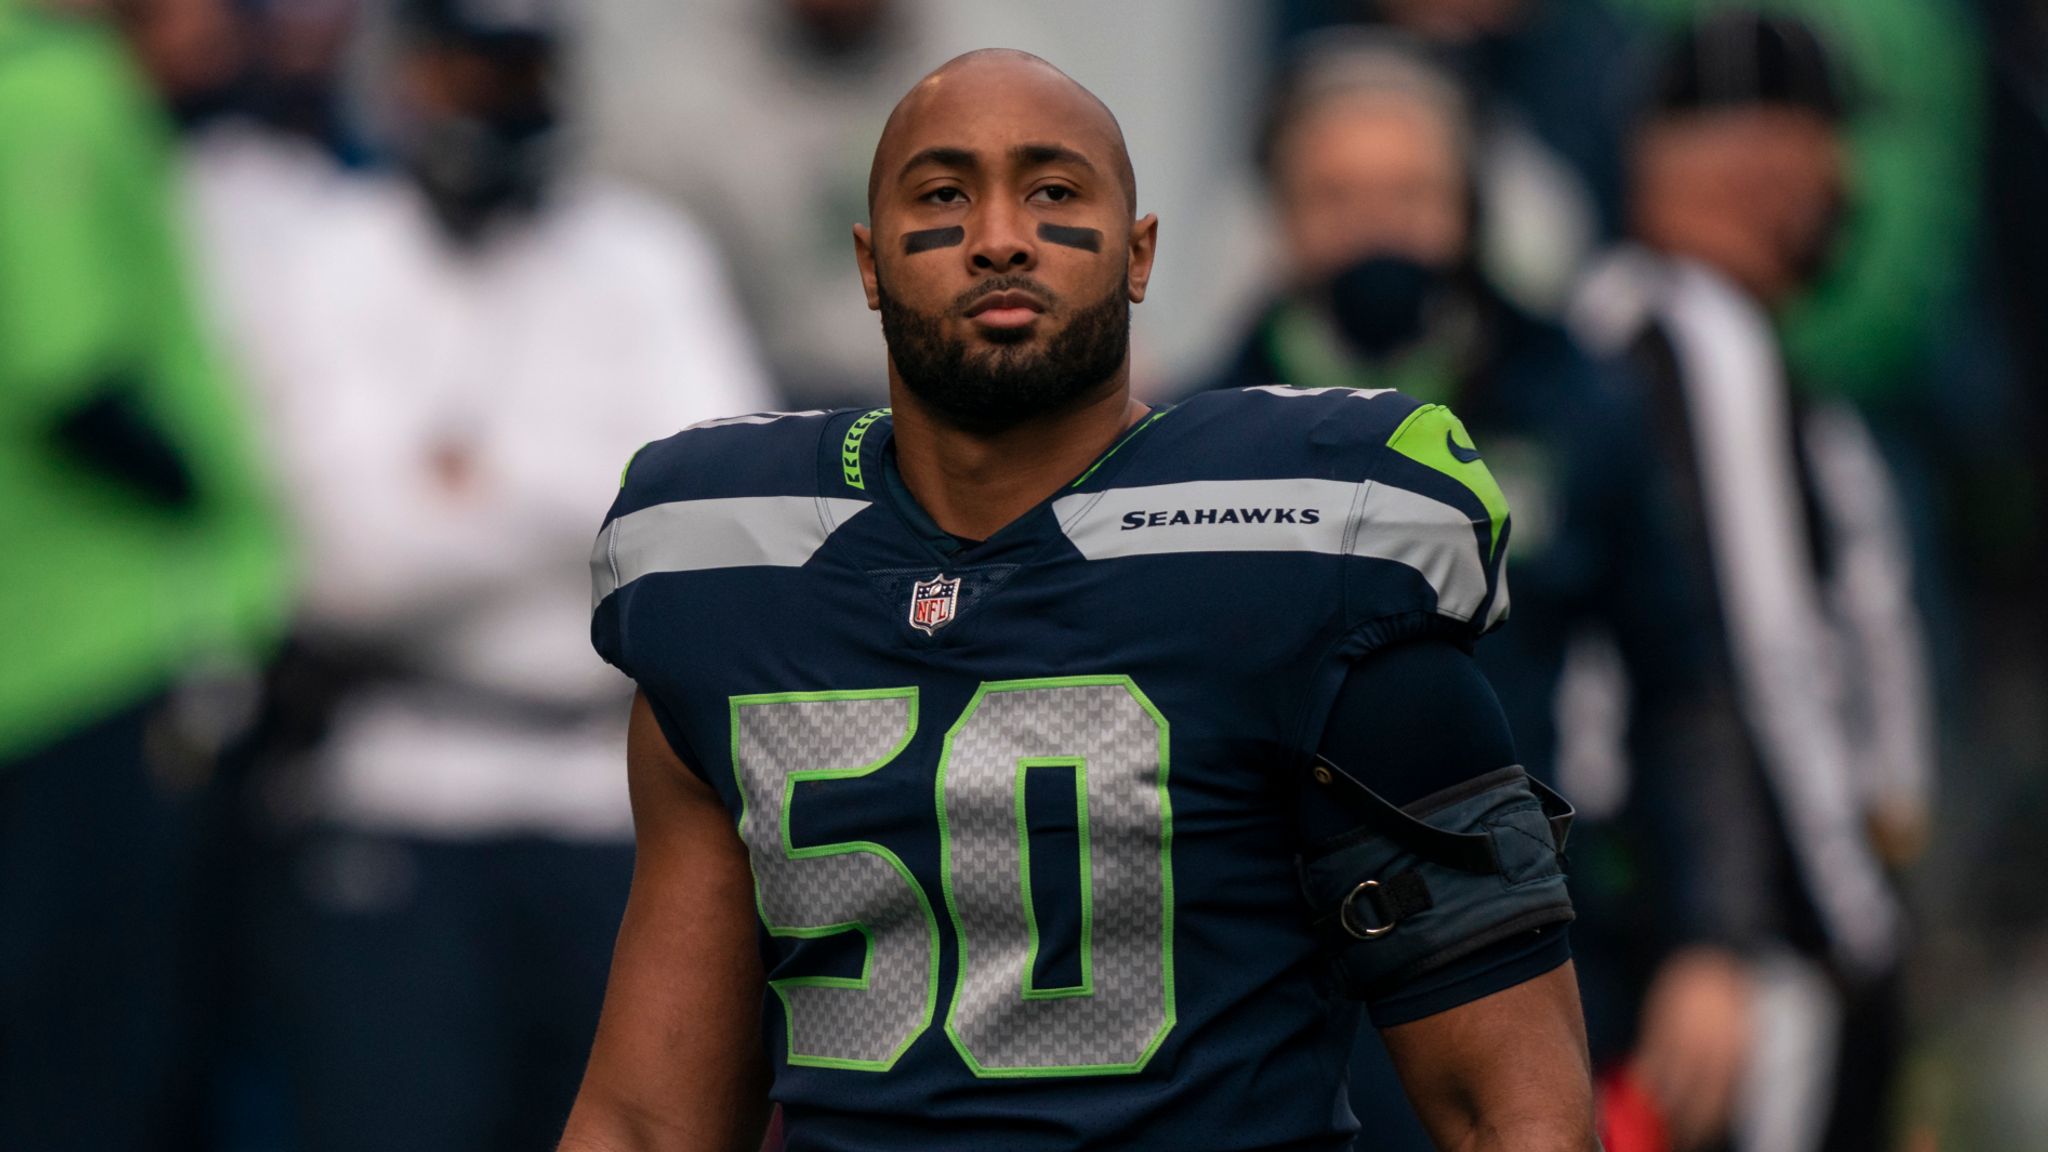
[1,0,2044,1150]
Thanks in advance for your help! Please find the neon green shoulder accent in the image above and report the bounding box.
[841,408,889,490]
[1385,403,1510,558]
[617,442,650,488]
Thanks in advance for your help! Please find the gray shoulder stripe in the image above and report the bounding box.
[1353,484,1491,622]
[591,496,871,607]
[681,409,830,431]
[1241,384,1396,399]
[1052,479,1490,620]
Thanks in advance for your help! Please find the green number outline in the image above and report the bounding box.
[1015,757,1093,1000]
[935,675,1177,1078]
[728,687,941,1072]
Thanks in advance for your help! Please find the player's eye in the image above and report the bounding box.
[923,187,967,205]
[1029,185,1076,204]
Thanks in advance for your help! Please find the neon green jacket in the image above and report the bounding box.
[0,3,288,759]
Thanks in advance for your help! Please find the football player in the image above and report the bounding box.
[561,49,1596,1152]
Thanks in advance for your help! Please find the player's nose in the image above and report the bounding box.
[968,199,1036,272]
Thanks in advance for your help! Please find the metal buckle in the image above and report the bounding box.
[1340,880,1398,939]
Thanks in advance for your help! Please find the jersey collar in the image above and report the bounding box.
[831,403,1174,567]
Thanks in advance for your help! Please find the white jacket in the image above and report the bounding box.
[192,139,773,839]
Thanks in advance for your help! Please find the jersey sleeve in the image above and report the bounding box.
[588,410,850,775]
[1162,386,1510,652]
[587,457,642,677]
[1342,400,1512,652]
[589,411,832,666]
[588,430,698,675]
[1205,387,1510,756]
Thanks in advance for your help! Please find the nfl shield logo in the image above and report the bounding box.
[909,574,962,635]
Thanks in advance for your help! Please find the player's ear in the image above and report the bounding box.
[853,222,882,312]
[1125,213,1159,304]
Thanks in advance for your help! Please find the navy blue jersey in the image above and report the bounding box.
[588,386,1510,1151]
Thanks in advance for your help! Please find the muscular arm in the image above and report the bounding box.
[1383,964,1598,1151]
[559,693,770,1152]
[1311,641,1597,1150]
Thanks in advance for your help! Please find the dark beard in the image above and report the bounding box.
[878,273,1130,436]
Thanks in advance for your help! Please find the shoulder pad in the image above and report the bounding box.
[1335,398,1511,640]
[1379,402,1509,564]
[1186,389,1517,640]
[612,408,839,516]
[592,409,871,629]
[1155,386,1421,479]
[1073,388,1509,643]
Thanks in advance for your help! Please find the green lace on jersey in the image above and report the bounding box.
[842,408,890,490]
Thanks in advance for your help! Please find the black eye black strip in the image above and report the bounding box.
[902,226,965,254]
[1037,224,1103,252]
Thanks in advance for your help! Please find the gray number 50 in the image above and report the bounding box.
[728,677,1175,1078]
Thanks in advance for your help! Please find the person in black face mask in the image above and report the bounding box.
[1216,33,1474,392]
[1199,31,1780,1152]
[392,0,564,243]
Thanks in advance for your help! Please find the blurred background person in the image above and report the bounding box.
[1608,0,1981,423]
[0,0,292,1147]
[580,0,943,407]
[1275,0,1983,424]
[196,0,775,1147]
[1573,13,1934,1151]
[1269,0,1642,314]
[113,1,392,1144]
[170,0,367,389]
[1196,33,1776,1152]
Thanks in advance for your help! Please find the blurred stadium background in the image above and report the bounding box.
[2,0,2045,1149]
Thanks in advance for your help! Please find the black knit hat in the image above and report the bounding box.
[1655,10,1847,121]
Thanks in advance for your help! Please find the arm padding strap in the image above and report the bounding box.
[1298,761,1575,1000]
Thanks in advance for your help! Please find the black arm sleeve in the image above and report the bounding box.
[1309,639,1572,1027]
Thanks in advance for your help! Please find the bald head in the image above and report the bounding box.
[867,49,1137,216]
[850,48,1160,436]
